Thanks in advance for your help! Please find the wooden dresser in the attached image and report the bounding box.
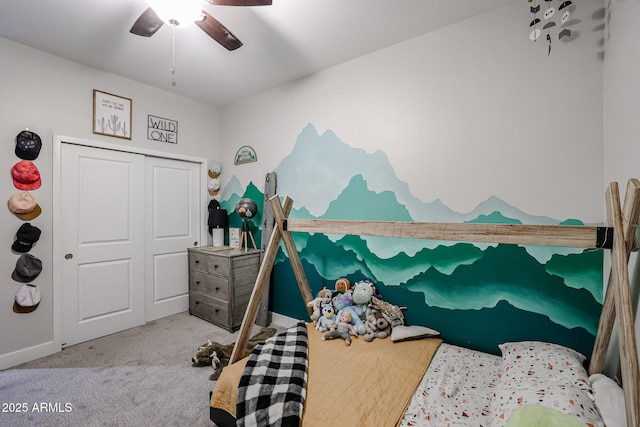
[187,246,260,332]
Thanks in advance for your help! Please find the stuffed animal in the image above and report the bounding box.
[192,327,278,380]
[316,303,338,332]
[332,291,365,334]
[334,277,351,294]
[307,286,333,321]
[363,306,391,342]
[322,310,358,345]
[352,279,377,315]
[370,295,405,327]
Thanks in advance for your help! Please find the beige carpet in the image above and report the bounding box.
[0,311,280,427]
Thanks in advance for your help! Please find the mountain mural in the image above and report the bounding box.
[221,123,604,358]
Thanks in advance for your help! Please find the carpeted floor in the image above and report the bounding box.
[0,311,280,427]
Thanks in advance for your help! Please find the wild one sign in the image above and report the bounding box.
[147,115,178,144]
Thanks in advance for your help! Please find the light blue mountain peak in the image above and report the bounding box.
[220,175,244,201]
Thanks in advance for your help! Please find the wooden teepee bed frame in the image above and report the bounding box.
[229,179,640,427]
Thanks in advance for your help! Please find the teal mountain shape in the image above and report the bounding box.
[222,123,603,357]
[271,246,596,359]
[220,180,265,249]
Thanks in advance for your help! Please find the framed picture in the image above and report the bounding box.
[93,89,132,140]
[229,227,241,248]
[234,145,257,165]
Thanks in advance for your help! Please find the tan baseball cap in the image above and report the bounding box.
[8,192,42,220]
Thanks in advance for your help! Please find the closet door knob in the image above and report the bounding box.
[194,241,198,246]
[65,253,73,260]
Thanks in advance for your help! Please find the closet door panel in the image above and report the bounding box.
[60,144,145,347]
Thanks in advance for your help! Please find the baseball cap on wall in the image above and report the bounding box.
[7,192,42,220]
[12,223,42,253]
[13,284,41,313]
[11,160,41,191]
[15,130,42,160]
[12,254,43,283]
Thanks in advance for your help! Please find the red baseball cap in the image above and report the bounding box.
[12,160,41,191]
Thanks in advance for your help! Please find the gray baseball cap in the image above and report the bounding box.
[12,254,42,282]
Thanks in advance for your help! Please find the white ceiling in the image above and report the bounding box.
[0,0,515,108]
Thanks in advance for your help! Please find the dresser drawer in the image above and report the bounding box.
[189,292,230,328]
[189,251,230,276]
[189,271,229,301]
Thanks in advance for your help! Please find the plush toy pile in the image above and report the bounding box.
[312,278,405,345]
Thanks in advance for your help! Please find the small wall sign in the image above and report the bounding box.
[234,145,257,165]
[93,89,132,140]
[147,115,178,144]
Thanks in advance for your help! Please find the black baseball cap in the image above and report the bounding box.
[12,223,42,253]
[15,130,42,160]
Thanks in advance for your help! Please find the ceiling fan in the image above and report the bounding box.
[130,0,272,51]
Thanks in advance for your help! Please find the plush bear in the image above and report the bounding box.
[307,286,333,321]
[352,279,377,316]
[316,303,338,332]
[363,306,391,342]
[192,327,278,380]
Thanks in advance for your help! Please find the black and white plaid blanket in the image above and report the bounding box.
[236,322,308,427]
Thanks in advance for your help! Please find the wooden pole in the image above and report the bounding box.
[270,197,314,312]
[590,178,640,374]
[605,182,640,427]
[229,196,293,364]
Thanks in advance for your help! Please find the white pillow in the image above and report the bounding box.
[390,325,440,342]
[488,341,603,427]
[589,374,627,427]
[498,341,590,387]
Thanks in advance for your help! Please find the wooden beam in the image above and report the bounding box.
[286,219,609,248]
[590,178,640,374]
[606,182,640,427]
[229,196,293,365]
[271,197,315,311]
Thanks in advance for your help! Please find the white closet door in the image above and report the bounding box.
[60,144,145,347]
[144,156,201,321]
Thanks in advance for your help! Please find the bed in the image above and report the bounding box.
[210,179,640,427]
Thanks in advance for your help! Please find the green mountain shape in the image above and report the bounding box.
[466,211,522,224]
[220,181,265,248]
[560,219,586,225]
[545,249,604,302]
[271,254,595,359]
[404,244,601,335]
[297,233,375,283]
[321,175,413,221]
[335,233,483,281]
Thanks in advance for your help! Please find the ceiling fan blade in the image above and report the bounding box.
[204,0,272,6]
[130,7,164,37]
[195,10,243,51]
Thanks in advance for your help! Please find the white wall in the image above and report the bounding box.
[0,38,221,367]
[603,0,640,377]
[221,0,605,223]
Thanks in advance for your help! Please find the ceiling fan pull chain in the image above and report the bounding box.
[171,23,177,86]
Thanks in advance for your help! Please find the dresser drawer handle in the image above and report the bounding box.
[196,281,201,285]
[215,287,219,291]
[213,264,219,270]
[195,260,200,264]
[195,301,200,305]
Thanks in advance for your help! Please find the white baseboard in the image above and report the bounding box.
[0,341,60,370]
[269,312,305,328]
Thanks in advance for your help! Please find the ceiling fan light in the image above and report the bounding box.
[147,0,202,27]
